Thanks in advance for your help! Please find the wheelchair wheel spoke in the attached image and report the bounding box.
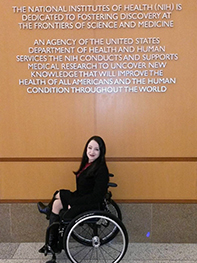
[76,247,94,263]
[99,246,108,263]
[100,242,123,258]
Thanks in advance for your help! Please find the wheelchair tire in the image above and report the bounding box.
[63,210,128,263]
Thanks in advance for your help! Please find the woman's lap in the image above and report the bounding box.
[59,189,72,209]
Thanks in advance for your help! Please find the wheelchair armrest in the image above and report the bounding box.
[109,173,114,177]
[108,182,117,187]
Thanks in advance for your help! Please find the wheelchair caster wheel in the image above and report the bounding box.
[46,254,57,263]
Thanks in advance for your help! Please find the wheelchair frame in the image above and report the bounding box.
[42,174,128,263]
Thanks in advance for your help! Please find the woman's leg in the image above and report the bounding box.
[37,190,59,219]
[51,192,63,215]
[45,192,62,252]
[38,192,64,254]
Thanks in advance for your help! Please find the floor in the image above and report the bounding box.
[0,243,196,263]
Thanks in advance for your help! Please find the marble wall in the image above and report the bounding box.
[1,203,197,243]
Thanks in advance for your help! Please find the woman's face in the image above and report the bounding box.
[86,140,100,163]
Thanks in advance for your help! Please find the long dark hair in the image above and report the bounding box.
[74,136,107,175]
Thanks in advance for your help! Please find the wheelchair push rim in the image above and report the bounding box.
[63,211,128,263]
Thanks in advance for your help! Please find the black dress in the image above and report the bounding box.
[59,162,109,219]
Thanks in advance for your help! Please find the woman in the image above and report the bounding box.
[37,135,109,253]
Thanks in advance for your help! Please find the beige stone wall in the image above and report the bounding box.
[1,203,197,243]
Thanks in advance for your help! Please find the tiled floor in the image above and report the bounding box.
[0,242,196,263]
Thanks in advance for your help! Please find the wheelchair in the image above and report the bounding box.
[42,174,128,263]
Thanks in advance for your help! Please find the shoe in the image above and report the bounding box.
[37,202,50,219]
[38,244,61,255]
[38,244,46,253]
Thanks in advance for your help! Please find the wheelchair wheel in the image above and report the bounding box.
[69,200,122,245]
[63,211,128,263]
